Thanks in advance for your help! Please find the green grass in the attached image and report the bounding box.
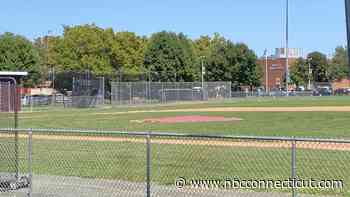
[1,97,350,196]
[4,137,348,196]
[12,110,350,139]
[0,97,349,138]
[113,96,350,109]
[20,96,350,112]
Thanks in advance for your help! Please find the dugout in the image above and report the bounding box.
[0,71,27,113]
[0,71,30,193]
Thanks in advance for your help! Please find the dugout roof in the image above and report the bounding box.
[0,71,28,76]
[0,71,28,83]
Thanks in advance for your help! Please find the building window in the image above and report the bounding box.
[271,64,280,70]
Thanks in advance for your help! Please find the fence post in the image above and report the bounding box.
[101,76,105,106]
[129,83,132,105]
[13,82,20,180]
[146,131,152,197]
[291,139,297,197]
[27,129,33,197]
[161,83,164,104]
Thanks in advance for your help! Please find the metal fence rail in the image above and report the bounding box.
[0,128,349,197]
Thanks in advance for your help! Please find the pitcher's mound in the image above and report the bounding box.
[132,115,242,124]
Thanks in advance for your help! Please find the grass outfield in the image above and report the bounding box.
[11,111,350,138]
[3,96,348,138]
[20,96,350,112]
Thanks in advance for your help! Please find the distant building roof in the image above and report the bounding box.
[0,71,28,76]
[260,48,303,59]
[274,48,303,59]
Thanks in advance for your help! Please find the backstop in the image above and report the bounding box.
[111,82,231,105]
[71,74,105,108]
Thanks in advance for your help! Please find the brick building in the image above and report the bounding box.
[257,48,302,91]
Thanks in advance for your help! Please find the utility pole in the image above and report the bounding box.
[52,67,55,90]
[285,0,290,96]
[308,58,312,90]
[47,31,53,82]
[200,56,205,90]
[200,56,205,100]
[47,30,56,103]
[264,49,269,93]
[345,0,350,74]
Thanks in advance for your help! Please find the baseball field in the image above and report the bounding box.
[1,96,350,197]
[16,96,350,138]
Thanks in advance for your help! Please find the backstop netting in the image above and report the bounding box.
[72,74,105,108]
[111,82,231,105]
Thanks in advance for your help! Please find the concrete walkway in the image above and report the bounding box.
[0,175,332,197]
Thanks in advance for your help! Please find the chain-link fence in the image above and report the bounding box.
[71,74,105,108]
[0,128,348,197]
[19,72,106,111]
[111,82,232,105]
[0,78,29,194]
[0,129,31,196]
[231,90,315,97]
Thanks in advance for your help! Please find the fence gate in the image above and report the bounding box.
[0,77,31,196]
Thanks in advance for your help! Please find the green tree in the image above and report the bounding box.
[51,24,114,75]
[144,31,196,82]
[0,32,41,86]
[34,35,61,83]
[290,58,309,87]
[307,52,329,82]
[111,31,147,79]
[48,25,147,81]
[193,36,211,58]
[193,36,212,81]
[329,46,349,80]
[235,43,262,88]
[205,34,261,89]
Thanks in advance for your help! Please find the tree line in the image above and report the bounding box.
[290,48,349,87]
[0,24,261,89]
[0,24,348,89]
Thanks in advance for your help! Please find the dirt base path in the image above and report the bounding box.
[2,134,350,152]
[96,106,350,116]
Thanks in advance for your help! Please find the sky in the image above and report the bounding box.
[0,0,347,57]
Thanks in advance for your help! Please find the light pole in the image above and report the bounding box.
[345,0,350,73]
[308,57,313,90]
[200,56,205,90]
[200,56,205,100]
[285,0,290,96]
[264,49,269,93]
